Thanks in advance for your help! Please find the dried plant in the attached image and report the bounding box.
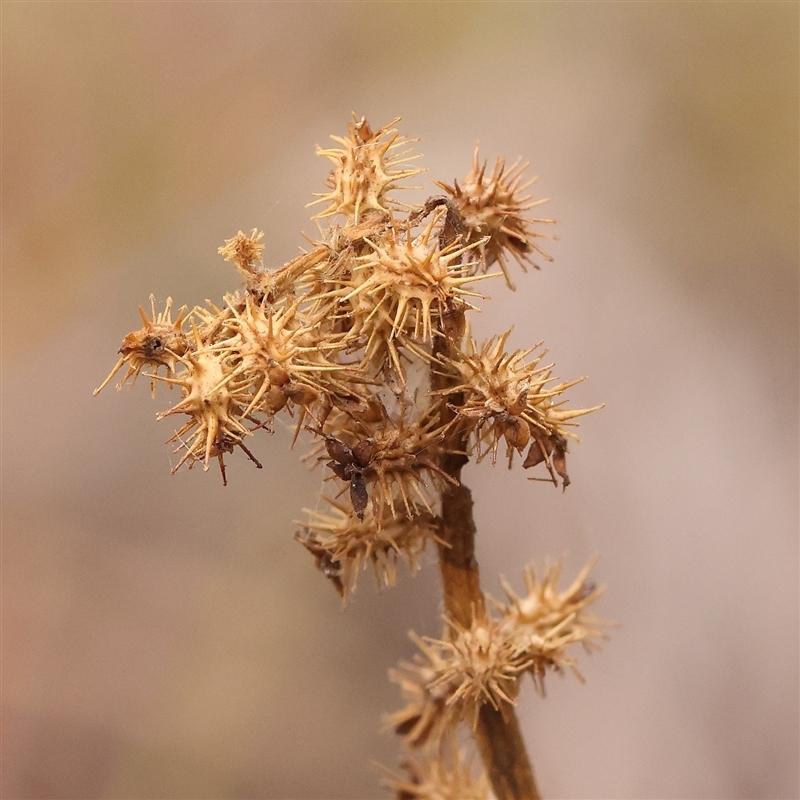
[95,115,607,800]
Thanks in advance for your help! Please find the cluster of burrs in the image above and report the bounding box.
[96,116,606,799]
[383,560,607,798]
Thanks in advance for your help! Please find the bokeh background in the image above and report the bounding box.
[3,3,798,799]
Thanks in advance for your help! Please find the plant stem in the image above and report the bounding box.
[436,476,541,800]
[433,321,541,800]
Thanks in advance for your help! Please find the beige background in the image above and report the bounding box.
[3,3,798,799]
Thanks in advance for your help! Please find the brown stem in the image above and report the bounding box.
[426,200,540,799]
[436,474,541,800]
[476,703,540,800]
[433,345,541,800]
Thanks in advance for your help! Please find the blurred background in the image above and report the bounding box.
[3,3,798,799]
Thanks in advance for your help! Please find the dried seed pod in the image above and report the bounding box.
[500,415,531,451]
[285,384,319,407]
[439,330,600,474]
[523,432,573,488]
[324,435,355,466]
[436,147,557,290]
[155,342,253,480]
[262,384,289,415]
[308,115,424,224]
[352,438,376,469]
[267,363,290,386]
[296,496,438,602]
[489,559,610,692]
[379,747,490,800]
[94,295,188,397]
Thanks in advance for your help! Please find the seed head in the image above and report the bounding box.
[309,115,424,224]
[347,208,490,344]
[94,295,188,397]
[296,496,438,603]
[490,559,609,692]
[440,330,602,482]
[313,407,455,520]
[213,294,349,419]
[379,747,490,800]
[155,335,254,481]
[436,148,556,290]
[398,619,531,734]
[218,228,265,278]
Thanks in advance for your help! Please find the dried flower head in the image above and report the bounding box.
[421,618,531,727]
[309,115,424,224]
[490,559,609,691]
[343,207,492,349]
[436,148,556,290]
[296,496,439,602]
[214,294,345,419]
[93,295,188,397]
[312,407,456,520]
[390,617,532,748]
[154,330,256,482]
[218,228,265,277]
[380,747,490,800]
[439,330,602,482]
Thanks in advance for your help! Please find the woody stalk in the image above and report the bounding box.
[95,116,607,800]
